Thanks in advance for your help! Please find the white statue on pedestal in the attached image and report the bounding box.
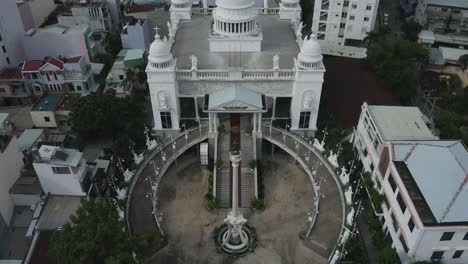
[330,250,340,264]
[313,138,325,153]
[167,21,173,38]
[297,22,304,38]
[158,91,168,109]
[190,55,198,71]
[124,168,135,183]
[346,207,355,226]
[116,187,128,200]
[145,126,158,151]
[117,207,125,221]
[339,167,350,186]
[302,91,312,109]
[327,150,339,168]
[133,151,144,165]
[345,186,353,206]
[273,54,279,70]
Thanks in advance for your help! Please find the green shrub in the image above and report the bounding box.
[218,124,225,133]
[250,197,264,210]
[249,160,257,170]
[244,126,253,135]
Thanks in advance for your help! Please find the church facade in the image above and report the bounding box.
[146,0,325,137]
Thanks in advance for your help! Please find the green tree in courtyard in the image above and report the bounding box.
[50,198,133,264]
[366,34,428,103]
[401,21,422,41]
[458,54,468,70]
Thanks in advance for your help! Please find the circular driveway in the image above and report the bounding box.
[129,148,343,264]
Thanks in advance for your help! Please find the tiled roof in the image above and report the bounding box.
[63,56,82,63]
[0,68,23,80]
[23,60,44,71]
[46,57,64,69]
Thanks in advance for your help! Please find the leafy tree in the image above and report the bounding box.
[366,34,428,104]
[70,94,146,156]
[376,246,400,264]
[401,21,422,41]
[458,54,468,70]
[50,198,133,264]
[435,109,463,139]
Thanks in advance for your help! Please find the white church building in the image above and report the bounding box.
[146,0,325,138]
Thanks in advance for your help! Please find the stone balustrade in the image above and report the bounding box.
[175,69,297,80]
[192,8,280,15]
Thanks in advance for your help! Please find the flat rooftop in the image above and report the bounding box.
[36,196,81,230]
[426,0,468,9]
[32,93,63,111]
[16,129,44,152]
[368,105,437,141]
[392,140,468,224]
[172,14,299,70]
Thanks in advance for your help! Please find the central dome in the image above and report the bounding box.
[216,0,255,9]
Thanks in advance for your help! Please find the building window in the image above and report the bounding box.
[1,46,5,53]
[396,193,406,213]
[44,116,50,122]
[299,111,311,129]
[46,73,50,81]
[388,173,397,192]
[6,57,10,65]
[344,1,349,6]
[350,15,355,20]
[342,12,347,18]
[119,75,124,80]
[431,251,444,260]
[53,72,57,80]
[160,112,172,129]
[366,5,372,10]
[453,250,464,259]
[363,148,368,157]
[364,16,369,21]
[52,166,71,174]
[370,162,374,172]
[352,4,357,8]
[441,8,448,12]
[408,218,414,232]
[340,23,346,28]
[32,73,38,79]
[464,232,468,240]
[76,85,82,91]
[440,232,455,241]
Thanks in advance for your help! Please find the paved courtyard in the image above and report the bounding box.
[130,147,343,264]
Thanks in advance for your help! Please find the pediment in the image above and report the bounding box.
[210,100,261,111]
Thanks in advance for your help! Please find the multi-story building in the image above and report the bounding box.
[353,103,468,263]
[311,0,379,56]
[17,0,56,31]
[105,49,145,96]
[0,0,26,69]
[416,0,468,48]
[33,144,91,196]
[30,93,80,130]
[0,67,31,105]
[121,17,151,49]
[58,0,114,35]
[147,0,324,135]
[353,102,437,174]
[23,24,95,62]
[22,56,95,95]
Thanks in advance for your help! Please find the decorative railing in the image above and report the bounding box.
[261,124,346,261]
[126,124,209,236]
[176,69,296,80]
[192,7,280,15]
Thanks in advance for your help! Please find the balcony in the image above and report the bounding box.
[175,69,296,81]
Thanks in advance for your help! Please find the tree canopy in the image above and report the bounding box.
[50,198,134,264]
[458,54,468,70]
[70,94,145,144]
[366,31,428,104]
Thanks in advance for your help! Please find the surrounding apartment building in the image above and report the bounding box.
[0,0,26,69]
[23,24,95,62]
[17,0,56,31]
[121,17,151,49]
[22,56,95,96]
[311,0,379,56]
[0,114,24,240]
[105,49,145,96]
[33,145,91,196]
[416,0,468,48]
[353,103,468,263]
[0,67,31,105]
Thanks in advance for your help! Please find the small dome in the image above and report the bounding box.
[148,33,173,66]
[298,34,322,64]
[216,0,255,9]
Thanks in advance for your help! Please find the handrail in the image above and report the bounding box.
[126,124,209,236]
[261,124,346,261]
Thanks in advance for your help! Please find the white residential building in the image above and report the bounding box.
[33,145,90,196]
[311,0,379,57]
[0,0,26,69]
[121,17,151,49]
[353,103,468,263]
[146,0,325,136]
[23,24,95,62]
[17,0,56,31]
[0,114,24,237]
[58,0,114,35]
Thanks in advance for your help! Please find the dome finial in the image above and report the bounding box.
[154,26,160,39]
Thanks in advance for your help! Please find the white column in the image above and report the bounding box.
[214,113,218,133]
[208,113,213,133]
[264,0,268,9]
[231,154,241,217]
[203,0,207,8]
[194,97,199,119]
[252,112,257,133]
[257,113,262,134]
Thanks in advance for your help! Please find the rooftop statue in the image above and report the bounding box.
[273,54,279,70]
[190,55,198,71]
